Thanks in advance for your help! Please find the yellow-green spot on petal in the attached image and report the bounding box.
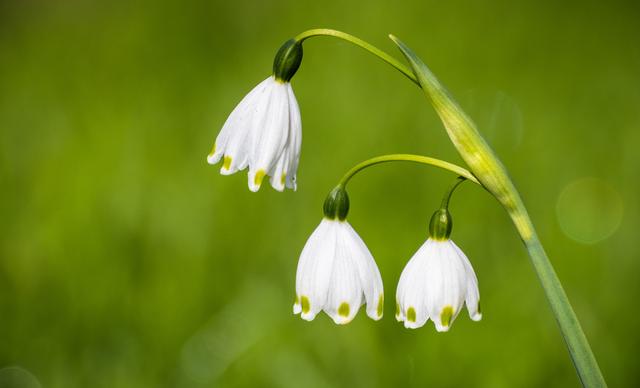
[338,302,350,317]
[376,295,384,317]
[223,155,232,170]
[280,173,286,186]
[441,305,454,327]
[301,296,310,314]
[294,294,300,305]
[407,307,416,323]
[208,143,216,158]
[254,169,266,187]
[395,302,400,317]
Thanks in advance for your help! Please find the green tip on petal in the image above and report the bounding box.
[209,143,216,158]
[395,302,400,317]
[254,169,266,187]
[376,295,384,318]
[222,155,232,170]
[301,296,310,314]
[441,305,453,327]
[407,307,416,323]
[338,302,350,317]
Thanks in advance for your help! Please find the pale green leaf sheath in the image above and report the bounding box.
[389,35,606,387]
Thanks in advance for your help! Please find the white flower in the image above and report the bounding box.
[293,219,384,324]
[396,238,481,331]
[207,76,302,192]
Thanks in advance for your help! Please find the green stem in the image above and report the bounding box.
[519,213,606,387]
[337,154,480,188]
[440,176,466,209]
[294,29,419,86]
[389,34,607,387]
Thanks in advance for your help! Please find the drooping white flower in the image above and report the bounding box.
[293,218,384,324]
[207,76,302,192]
[396,209,481,331]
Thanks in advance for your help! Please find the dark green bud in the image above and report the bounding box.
[429,208,453,240]
[273,39,303,82]
[323,186,350,221]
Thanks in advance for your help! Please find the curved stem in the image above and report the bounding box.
[294,29,419,86]
[441,176,467,209]
[337,154,480,188]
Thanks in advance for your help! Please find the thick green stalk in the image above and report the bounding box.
[525,233,603,387]
[388,35,606,387]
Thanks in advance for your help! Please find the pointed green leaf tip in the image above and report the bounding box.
[323,186,350,220]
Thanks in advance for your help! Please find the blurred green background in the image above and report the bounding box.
[1,0,639,387]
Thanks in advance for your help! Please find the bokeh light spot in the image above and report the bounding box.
[556,177,623,244]
[0,366,41,388]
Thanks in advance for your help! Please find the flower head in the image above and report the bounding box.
[293,187,383,324]
[207,76,301,192]
[293,219,384,324]
[396,209,481,331]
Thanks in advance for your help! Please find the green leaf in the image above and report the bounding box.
[388,34,532,239]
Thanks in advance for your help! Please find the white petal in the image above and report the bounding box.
[424,241,467,332]
[341,222,384,320]
[284,84,302,190]
[240,84,280,189]
[324,226,363,324]
[221,80,273,176]
[451,241,482,321]
[208,77,270,168]
[268,146,288,192]
[295,219,338,321]
[248,78,289,191]
[396,240,431,329]
[293,299,302,314]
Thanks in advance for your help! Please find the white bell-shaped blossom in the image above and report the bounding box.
[293,219,384,324]
[207,76,302,192]
[396,238,481,331]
